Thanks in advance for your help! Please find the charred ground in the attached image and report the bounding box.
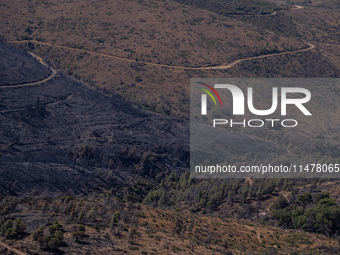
[0,41,190,198]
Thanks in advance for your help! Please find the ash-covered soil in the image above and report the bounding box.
[0,69,189,195]
[0,42,51,86]
[0,162,138,197]
[0,42,190,196]
[0,41,287,197]
[0,71,189,158]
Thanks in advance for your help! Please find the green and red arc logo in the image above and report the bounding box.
[197,82,223,106]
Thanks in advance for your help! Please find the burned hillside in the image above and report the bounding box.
[0,41,189,196]
[0,41,51,86]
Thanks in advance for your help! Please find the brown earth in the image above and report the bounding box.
[1,197,338,255]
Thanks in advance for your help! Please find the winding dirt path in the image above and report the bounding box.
[9,40,315,71]
[0,240,27,255]
[0,52,57,89]
[4,4,312,88]
[196,43,315,70]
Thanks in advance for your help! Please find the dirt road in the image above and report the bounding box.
[9,40,315,71]
[0,241,27,255]
[5,4,312,85]
[0,52,57,89]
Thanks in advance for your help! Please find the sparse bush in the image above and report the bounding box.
[6,228,16,239]
[32,225,44,241]
[125,194,137,203]
[134,73,141,82]
[38,235,52,249]
[77,224,86,232]
[297,192,312,207]
[48,225,57,235]
[55,231,64,241]
[54,220,63,230]
[128,245,139,250]
[1,219,12,236]
[271,194,288,210]
[78,211,84,220]
[110,211,119,230]
[272,208,292,228]
[1,217,26,239]
[48,237,61,250]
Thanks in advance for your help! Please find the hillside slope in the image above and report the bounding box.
[0,42,51,86]
[0,41,290,198]
[0,197,339,254]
